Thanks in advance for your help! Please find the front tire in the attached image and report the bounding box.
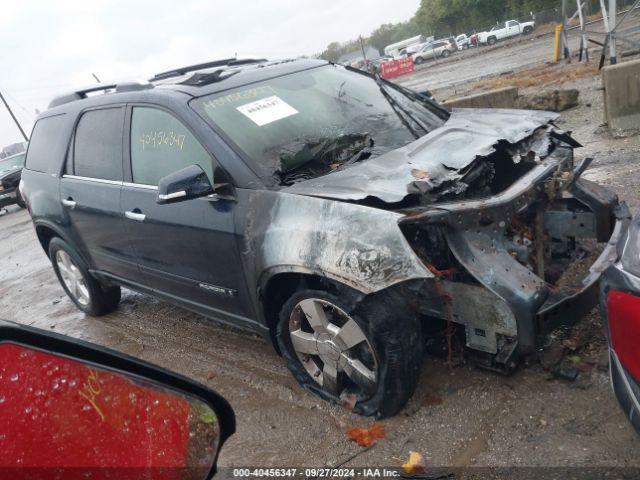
[49,237,121,316]
[276,288,423,418]
[487,36,497,46]
[414,57,424,65]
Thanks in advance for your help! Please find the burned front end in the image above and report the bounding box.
[265,108,629,372]
[398,117,630,371]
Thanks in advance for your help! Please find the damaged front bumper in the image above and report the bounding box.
[401,147,631,361]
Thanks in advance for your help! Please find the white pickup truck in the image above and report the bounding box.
[477,20,535,45]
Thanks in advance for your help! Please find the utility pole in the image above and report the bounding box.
[561,0,572,60]
[609,0,617,64]
[577,0,589,62]
[359,36,368,65]
[0,90,28,142]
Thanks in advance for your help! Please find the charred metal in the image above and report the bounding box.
[244,108,628,373]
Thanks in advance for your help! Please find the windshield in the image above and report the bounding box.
[0,153,25,173]
[192,65,447,186]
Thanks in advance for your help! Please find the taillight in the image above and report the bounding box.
[607,290,640,382]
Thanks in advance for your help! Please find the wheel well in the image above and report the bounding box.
[261,273,357,352]
[35,225,58,254]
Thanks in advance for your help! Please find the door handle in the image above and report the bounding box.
[61,198,77,209]
[125,210,146,222]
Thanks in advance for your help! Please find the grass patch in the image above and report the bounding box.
[471,61,600,91]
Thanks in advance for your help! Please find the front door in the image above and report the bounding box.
[121,106,254,326]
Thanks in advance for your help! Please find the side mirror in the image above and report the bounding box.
[210,166,236,202]
[0,319,234,479]
[157,164,214,205]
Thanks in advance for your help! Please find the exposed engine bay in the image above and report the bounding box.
[397,128,628,372]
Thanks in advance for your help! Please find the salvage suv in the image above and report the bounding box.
[21,58,629,418]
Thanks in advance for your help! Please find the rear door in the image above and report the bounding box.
[121,105,253,325]
[60,106,140,281]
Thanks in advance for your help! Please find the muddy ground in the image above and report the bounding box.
[2,33,640,472]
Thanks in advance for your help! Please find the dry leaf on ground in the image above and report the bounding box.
[346,424,385,447]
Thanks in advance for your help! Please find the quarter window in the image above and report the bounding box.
[25,114,67,174]
[130,107,213,186]
[73,108,125,181]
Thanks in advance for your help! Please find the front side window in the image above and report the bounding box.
[130,107,213,186]
[73,108,124,181]
[508,21,518,27]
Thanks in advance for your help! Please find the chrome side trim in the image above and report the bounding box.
[198,282,238,297]
[62,175,159,191]
[62,174,122,186]
[123,182,158,191]
[159,190,186,200]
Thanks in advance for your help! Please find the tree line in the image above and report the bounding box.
[320,0,561,62]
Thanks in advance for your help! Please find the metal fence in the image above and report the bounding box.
[509,0,640,29]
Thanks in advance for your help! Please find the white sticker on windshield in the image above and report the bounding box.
[236,95,298,126]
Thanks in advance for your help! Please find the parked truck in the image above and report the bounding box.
[477,19,535,45]
[384,35,433,57]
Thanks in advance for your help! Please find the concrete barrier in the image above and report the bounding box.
[602,59,640,133]
[442,87,519,110]
[516,89,579,112]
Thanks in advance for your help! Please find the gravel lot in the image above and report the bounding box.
[2,23,640,473]
[396,10,640,94]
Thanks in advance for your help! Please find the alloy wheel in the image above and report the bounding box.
[288,298,377,399]
[55,250,90,306]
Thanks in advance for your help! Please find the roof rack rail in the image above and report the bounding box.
[48,82,153,109]
[150,58,267,82]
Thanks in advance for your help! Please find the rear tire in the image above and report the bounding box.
[441,50,451,58]
[49,237,121,316]
[523,26,533,35]
[276,287,423,418]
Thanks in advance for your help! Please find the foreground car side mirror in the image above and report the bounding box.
[0,319,234,479]
[157,164,214,204]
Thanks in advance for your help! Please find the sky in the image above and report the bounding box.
[0,0,420,147]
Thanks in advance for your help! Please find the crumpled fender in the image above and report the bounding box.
[239,190,432,296]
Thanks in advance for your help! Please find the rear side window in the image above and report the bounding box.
[130,107,213,186]
[25,114,68,173]
[73,107,124,181]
